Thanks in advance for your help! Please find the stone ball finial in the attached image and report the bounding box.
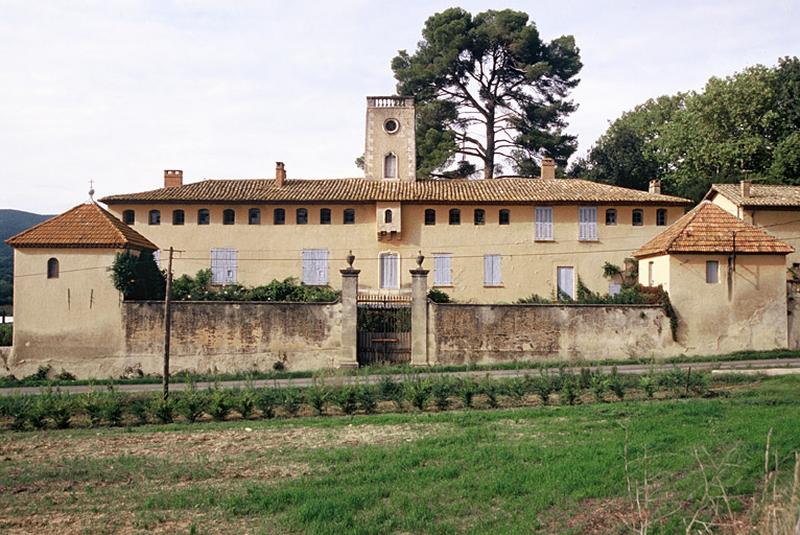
[346,250,355,269]
[416,250,424,268]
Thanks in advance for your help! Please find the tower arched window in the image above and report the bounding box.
[384,153,397,179]
[384,209,393,224]
[47,258,59,279]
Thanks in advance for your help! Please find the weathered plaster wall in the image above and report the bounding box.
[665,254,789,355]
[745,209,800,266]
[109,202,684,304]
[788,282,800,350]
[122,300,342,375]
[428,303,678,365]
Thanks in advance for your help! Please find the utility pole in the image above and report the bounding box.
[162,247,174,399]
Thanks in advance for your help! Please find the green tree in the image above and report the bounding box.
[110,250,165,301]
[392,8,582,179]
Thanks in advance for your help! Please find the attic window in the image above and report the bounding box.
[343,208,356,224]
[122,210,135,225]
[198,209,210,225]
[499,209,510,225]
[148,210,161,225]
[223,209,235,225]
[656,209,667,226]
[632,209,644,226]
[172,209,185,225]
[273,208,285,225]
[47,258,59,279]
[320,208,331,225]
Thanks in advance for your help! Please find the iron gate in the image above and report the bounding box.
[357,295,411,366]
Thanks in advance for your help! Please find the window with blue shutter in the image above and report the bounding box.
[211,248,237,285]
[535,207,553,240]
[380,253,400,289]
[578,206,598,241]
[433,253,452,286]
[483,255,501,286]
[302,249,329,285]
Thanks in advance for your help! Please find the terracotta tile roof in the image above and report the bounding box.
[5,203,158,250]
[99,177,692,205]
[633,201,794,258]
[706,183,800,208]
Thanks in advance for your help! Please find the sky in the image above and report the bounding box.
[1,0,798,214]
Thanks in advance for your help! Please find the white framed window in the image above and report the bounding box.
[379,252,400,289]
[556,266,574,300]
[211,248,237,285]
[535,207,553,241]
[706,260,719,284]
[302,249,329,285]
[578,206,598,241]
[384,153,397,179]
[433,253,452,286]
[483,255,501,286]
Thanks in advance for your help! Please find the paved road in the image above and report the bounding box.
[2,357,799,396]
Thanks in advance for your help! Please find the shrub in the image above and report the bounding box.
[111,250,165,301]
[235,387,257,419]
[151,397,175,424]
[255,389,278,419]
[83,389,105,427]
[480,377,501,408]
[0,324,12,346]
[378,376,404,410]
[1,394,31,430]
[41,390,74,429]
[281,388,303,417]
[55,370,77,382]
[532,373,553,405]
[207,388,232,421]
[639,375,657,399]
[431,378,452,411]
[458,379,478,408]
[579,368,593,389]
[28,397,48,429]
[357,384,378,414]
[515,294,553,304]
[177,383,207,423]
[335,385,359,415]
[590,372,608,402]
[427,288,451,303]
[560,376,579,405]
[25,365,52,382]
[127,397,150,425]
[658,367,686,397]
[608,367,626,400]
[405,379,431,411]
[272,361,286,372]
[102,391,125,426]
[506,376,530,403]
[306,383,330,416]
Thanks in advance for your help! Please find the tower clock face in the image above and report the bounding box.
[383,118,400,134]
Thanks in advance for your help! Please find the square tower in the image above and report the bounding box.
[364,96,416,181]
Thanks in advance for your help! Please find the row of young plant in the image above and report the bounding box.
[0,367,712,431]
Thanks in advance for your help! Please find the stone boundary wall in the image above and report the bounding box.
[122,300,343,375]
[427,302,679,365]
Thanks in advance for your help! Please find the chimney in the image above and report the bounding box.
[648,179,661,195]
[540,158,555,180]
[740,179,751,198]
[275,162,286,187]
[164,170,183,188]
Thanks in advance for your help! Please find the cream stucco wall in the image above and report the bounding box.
[109,202,685,303]
[9,248,126,376]
[642,252,789,355]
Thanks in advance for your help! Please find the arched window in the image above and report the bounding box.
[656,208,668,226]
[172,209,185,225]
[449,208,461,225]
[499,209,510,225]
[197,209,210,225]
[273,208,285,225]
[122,210,135,225]
[296,208,308,224]
[632,209,644,226]
[320,208,331,225]
[47,258,59,279]
[148,210,160,225]
[474,209,485,225]
[343,208,355,224]
[384,209,393,224]
[605,208,617,226]
[384,153,397,179]
[424,209,436,225]
[248,208,261,225]
[223,209,235,225]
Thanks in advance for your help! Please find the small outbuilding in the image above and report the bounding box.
[633,201,793,354]
[4,202,158,377]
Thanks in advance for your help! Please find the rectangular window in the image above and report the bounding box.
[302,249,329,285]
[556,266,574,300]
[706,260,719,284]
[210,248,237,285]
[578,206,598,241]
[535,207,553,240]
[483,255,501,286]
[379,253,400,289]
[433,253,452,286]
[608,282,621,296]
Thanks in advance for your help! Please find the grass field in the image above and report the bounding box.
[0,376,799,534]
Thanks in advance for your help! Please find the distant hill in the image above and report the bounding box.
[0,209,53,305]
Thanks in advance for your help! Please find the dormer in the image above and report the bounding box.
[376,202,401,240]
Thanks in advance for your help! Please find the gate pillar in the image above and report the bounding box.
[339,253,360,369]
[410,253,429,367]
